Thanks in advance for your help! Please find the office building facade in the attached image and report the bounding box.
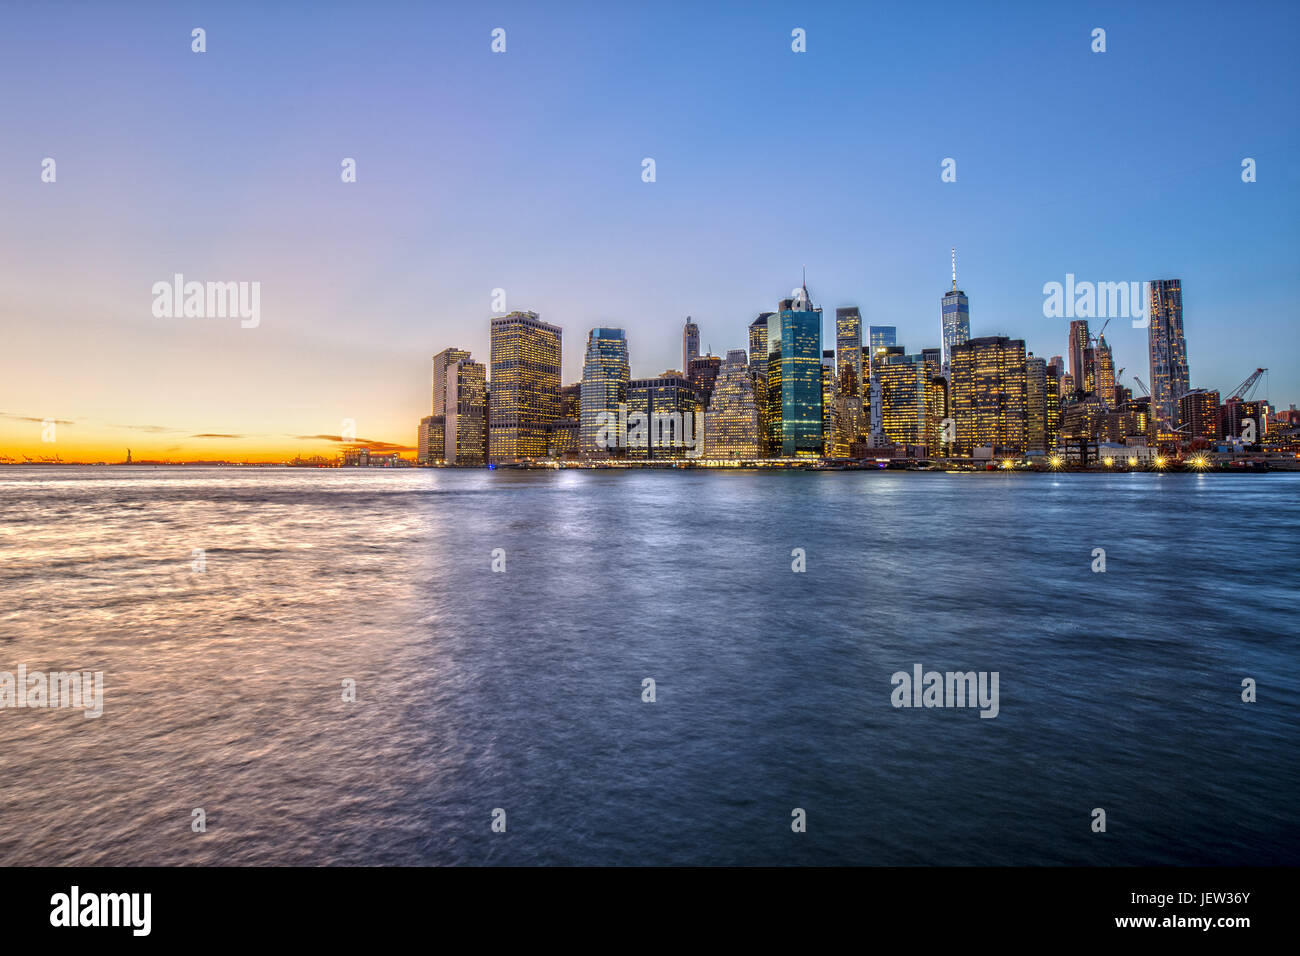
[489,311,562,462]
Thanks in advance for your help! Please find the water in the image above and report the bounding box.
[0,466,1296,866]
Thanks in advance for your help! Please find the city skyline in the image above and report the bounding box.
[2,262,1292,463]
[2,2,1297,462]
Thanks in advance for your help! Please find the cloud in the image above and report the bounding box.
[355,440,415,453]
[0,412,75,425]
[293,434,414,453]
[191,433,244,439]
[109,423,184,434]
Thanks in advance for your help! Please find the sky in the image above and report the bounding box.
[1,0,1297,461]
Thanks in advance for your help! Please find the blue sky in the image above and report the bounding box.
[1,0,1296,456]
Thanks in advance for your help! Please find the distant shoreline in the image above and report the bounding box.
[0,461,1292,474]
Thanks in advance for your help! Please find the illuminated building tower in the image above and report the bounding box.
[687,354,722,409]
[1026,354,1048,453]
[869,325,897,347]
[749,314,772,379]
[417,415,438,466]
[940,249,970,374]
[835,307,862,398]
[1147,279,1190,429]
[626,374,698,460]
[579,328,630,458]
[1044,359,1063,451]
[1061,394,1108,457]
[683,317,700,372]
[489,311,562,463]
[433,347,470,418]
[558,383,580,419]
[950,336,1029,456]
[879,358,930,447]
[547,383,581,459]
[445,358,488,466]
[821,350,844,456]
[428,347,471,463]
[1092,334,1116,407]
[704,350,763,460]
[1222,399,1265,442]
[864,330,895,386]
[1067,321,1090,392]
[923,375,949,454]
[1179,389,1221,441]
[748,313,772,454]
[767,281,824,457]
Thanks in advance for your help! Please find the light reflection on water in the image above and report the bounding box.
[0,467,1296,865]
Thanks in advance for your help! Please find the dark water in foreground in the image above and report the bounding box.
[0,466,1296,866]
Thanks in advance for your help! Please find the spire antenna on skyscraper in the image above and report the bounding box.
[951,248,957,292]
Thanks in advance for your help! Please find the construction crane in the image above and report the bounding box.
[1132,375,1149,397]
[1227,368,1267,402]
[1089,317,1112,348]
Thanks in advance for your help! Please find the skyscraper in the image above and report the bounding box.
[704,350,763,460]
[821,349,846,456]
[682,317,700,373]
[1044,360,1063,452]
[1179,389,1222,441]
[1148,279,1190,429]
[432,347,471,420]
[835,307,862,397]
[867,326,897,376]
[749,313,772,380]
[626,373,697,460]
[1092,335,1116,407]
[868,325,897,350]
[417,415,438,466]
[940,249,970,374]
[1067,321,1090,393]
[879,360,930,447]
[951,335,1029,456]
[1026,354,1048,453]
[579,327,630,457]
[767,282,824,457]
[749,313,773,454]
[687,354,722,409]
[489,311,562,463]
[445,357,488,466]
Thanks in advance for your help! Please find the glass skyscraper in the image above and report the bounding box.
[868,325,897,349]
[579,327,630,457]
[767,284,824,457]
[940,251,970,374]
[1147,279,1190,429]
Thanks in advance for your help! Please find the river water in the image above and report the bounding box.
[0,466,1295,865]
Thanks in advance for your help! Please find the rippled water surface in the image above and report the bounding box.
[0,466,1296,865]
